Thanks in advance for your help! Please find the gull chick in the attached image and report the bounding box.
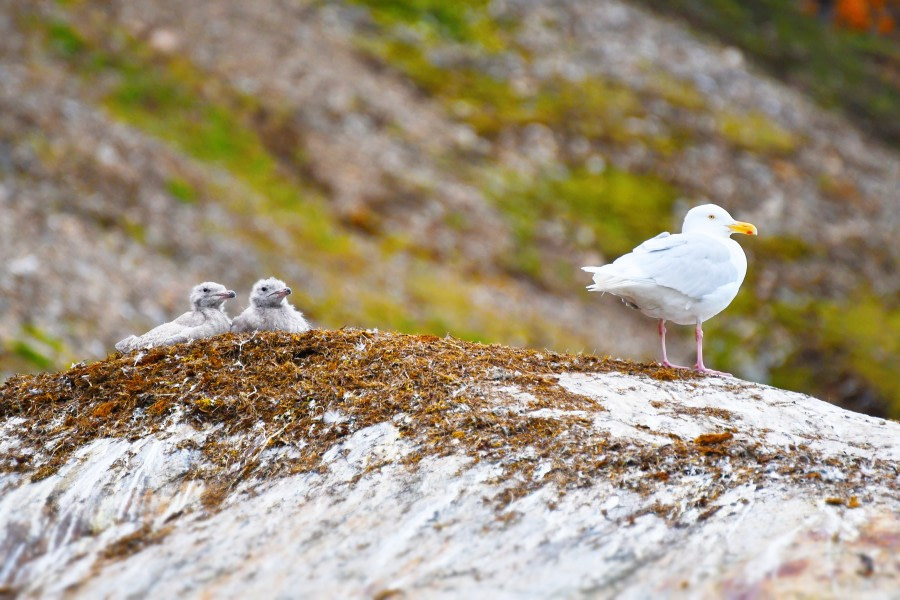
[115,282,236,353]
[582,204,757,375]
[231,277,311,333]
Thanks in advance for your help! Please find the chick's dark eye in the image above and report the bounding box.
[202,288,209,292]
[261,287,268,292]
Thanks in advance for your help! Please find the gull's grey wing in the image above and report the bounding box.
[124,311,199,349]
[631,231,671,253]
[163,311,231,345]
[116,310,217,352]
[170,310,207,328]
[612,233,737,300]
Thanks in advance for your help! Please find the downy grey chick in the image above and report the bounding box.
[231,277,310,333]
[115,282,236,353]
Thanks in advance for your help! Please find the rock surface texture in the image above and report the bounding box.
[1,331,897,598]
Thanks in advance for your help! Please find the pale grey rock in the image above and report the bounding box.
[114,282,236,353]
[0,374,897,598]
[231,277,310,334]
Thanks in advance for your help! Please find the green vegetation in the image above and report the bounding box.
[717,110,800,154]
[349,0,506,47]
[9,340,54,371]
[751,235,820,262]
[635,0,900,148]
[45,19,86,57]
[364,37,688,153]
[818,295,900,416]
[765,293,900,419]
[707,274,900,419]
[358,6,803,160]
[486,167,678,285]
[101,59,310,216]
[165,177,197,204]
[2,325,70,375]
[644,69,708,110]
[35,16,346,254]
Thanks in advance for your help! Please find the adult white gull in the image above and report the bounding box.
[115,282,236,353]
[582,204,757,375]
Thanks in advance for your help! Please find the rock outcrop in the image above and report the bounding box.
[1,331,897,598]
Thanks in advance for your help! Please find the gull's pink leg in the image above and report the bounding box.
[694,320,731,376]
[659,319,688,369]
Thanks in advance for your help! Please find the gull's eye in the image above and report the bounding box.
[202,288,209,293]
[261,287,268,292]
[708,214,715,220]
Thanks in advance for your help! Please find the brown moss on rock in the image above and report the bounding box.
[100,524,174,563]
[0,330,894,514]
[693,432,734,445]
[0,329,674,481]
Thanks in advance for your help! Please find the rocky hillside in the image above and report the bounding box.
[0,0,897,417]
[1,331,898,597]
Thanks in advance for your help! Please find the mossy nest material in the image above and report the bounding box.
[0,330,676,477]
[0,330,892,515]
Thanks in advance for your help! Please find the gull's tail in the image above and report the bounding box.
[582,265,633,293]
[114,335,138,353]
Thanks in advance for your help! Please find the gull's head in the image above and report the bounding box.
[190,282,236,309]
[682,204,757,238]
[249,277,292,308]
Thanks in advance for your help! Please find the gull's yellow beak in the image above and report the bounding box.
[728,221,758,236]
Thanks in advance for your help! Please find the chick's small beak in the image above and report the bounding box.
[728,221,758,236]
[269,288,291,298]
[217,291,237,299]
